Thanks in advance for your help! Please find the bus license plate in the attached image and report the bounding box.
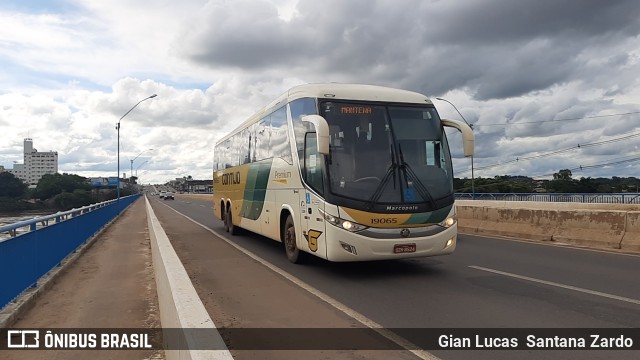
[393,243,416,254]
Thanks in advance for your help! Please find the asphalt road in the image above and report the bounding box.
[151,195,640,360]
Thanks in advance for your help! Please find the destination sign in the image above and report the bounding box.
[340,106,372,114]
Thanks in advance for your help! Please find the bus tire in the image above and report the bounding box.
[225,206,239,235]
[223,205,230,232]
[284,215,303,263]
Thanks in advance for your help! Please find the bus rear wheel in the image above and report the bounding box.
[225,206,239,235]
[284,215,303,263]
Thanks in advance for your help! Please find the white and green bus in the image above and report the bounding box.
[213,83,474,263]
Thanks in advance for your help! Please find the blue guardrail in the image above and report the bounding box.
[0,195,140,310]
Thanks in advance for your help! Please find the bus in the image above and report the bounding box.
[213,83,474,263]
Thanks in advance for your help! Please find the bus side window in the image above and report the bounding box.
[270,106,292,164]
[256,116,270,161]
[231,133,241,167]
[223,139,232,169]
[249,123,257,163]
[304,133,324,195]
[241,128,251,164]
[425,140,443,167]
[213,148,219,171]
[289,98,317,162]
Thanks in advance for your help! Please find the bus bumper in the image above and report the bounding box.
[324,223,458,262]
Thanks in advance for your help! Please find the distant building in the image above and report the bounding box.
[169,177,213,193]
[9,138,58,186]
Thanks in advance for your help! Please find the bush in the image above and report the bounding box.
[0,197,41,212]
[51,190,93,211]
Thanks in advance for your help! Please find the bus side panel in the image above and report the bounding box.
[262,158,299,242]
[212,172,223,220]
[213,164,252,227]
[240,161,271,221]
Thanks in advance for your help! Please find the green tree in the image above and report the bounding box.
[553,169,573,181]
[0,172,27,197]
[33,173,91,200]
[574,177,598,193]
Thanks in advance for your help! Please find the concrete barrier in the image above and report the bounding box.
[551,210,625,249]
[145,196,233,360]
[456,200,639,252]
[455,205,484,234]
[492,207,557,242]
[621,212,640,252]
[457,204,556,242]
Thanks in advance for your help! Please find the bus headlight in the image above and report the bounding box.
[439,215,456,228]
[319,209,368,232]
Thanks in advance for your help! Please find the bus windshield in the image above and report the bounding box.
[321,101,454,208]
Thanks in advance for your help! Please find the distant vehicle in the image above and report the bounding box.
[164,193,175,200]
[159,191,166,199]
[213,83,474,263]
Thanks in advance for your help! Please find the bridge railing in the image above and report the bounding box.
[455,192,640,204]
[0,195,140,310]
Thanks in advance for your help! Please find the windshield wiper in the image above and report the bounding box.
[367,144,398,209]
[398,144,436,208]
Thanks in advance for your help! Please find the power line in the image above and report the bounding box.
[454,155,640,191]
[531,155,640,179]
[576,155,640,171]
[474,111,640,127]
[458,130,640,175]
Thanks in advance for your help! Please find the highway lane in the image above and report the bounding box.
[153,195,640,360]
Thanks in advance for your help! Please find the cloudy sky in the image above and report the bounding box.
[1,0,639,185]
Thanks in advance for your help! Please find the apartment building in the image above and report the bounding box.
[10,138,58,186]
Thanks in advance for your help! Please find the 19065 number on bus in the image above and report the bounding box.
[371,218,398,225]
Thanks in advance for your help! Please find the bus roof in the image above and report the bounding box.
[216,83,433,144]
[286,83,432,105]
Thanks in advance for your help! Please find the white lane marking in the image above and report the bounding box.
[469,265,640,305]
[158,201,438,360]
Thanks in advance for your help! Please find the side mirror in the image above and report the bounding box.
[442,118,474,157]
[301,115,330,155]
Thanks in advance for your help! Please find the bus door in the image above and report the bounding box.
[298,190,326,258]
[299,133,327,258]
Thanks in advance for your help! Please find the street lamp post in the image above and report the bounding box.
[135,160,149,178]
[137,170,149,188]
[117,94,157,200]
[435,97,475,200]
[134,160,149,193]
[130,148,153,182]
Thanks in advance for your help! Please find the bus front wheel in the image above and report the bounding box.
[284,215,303,263]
